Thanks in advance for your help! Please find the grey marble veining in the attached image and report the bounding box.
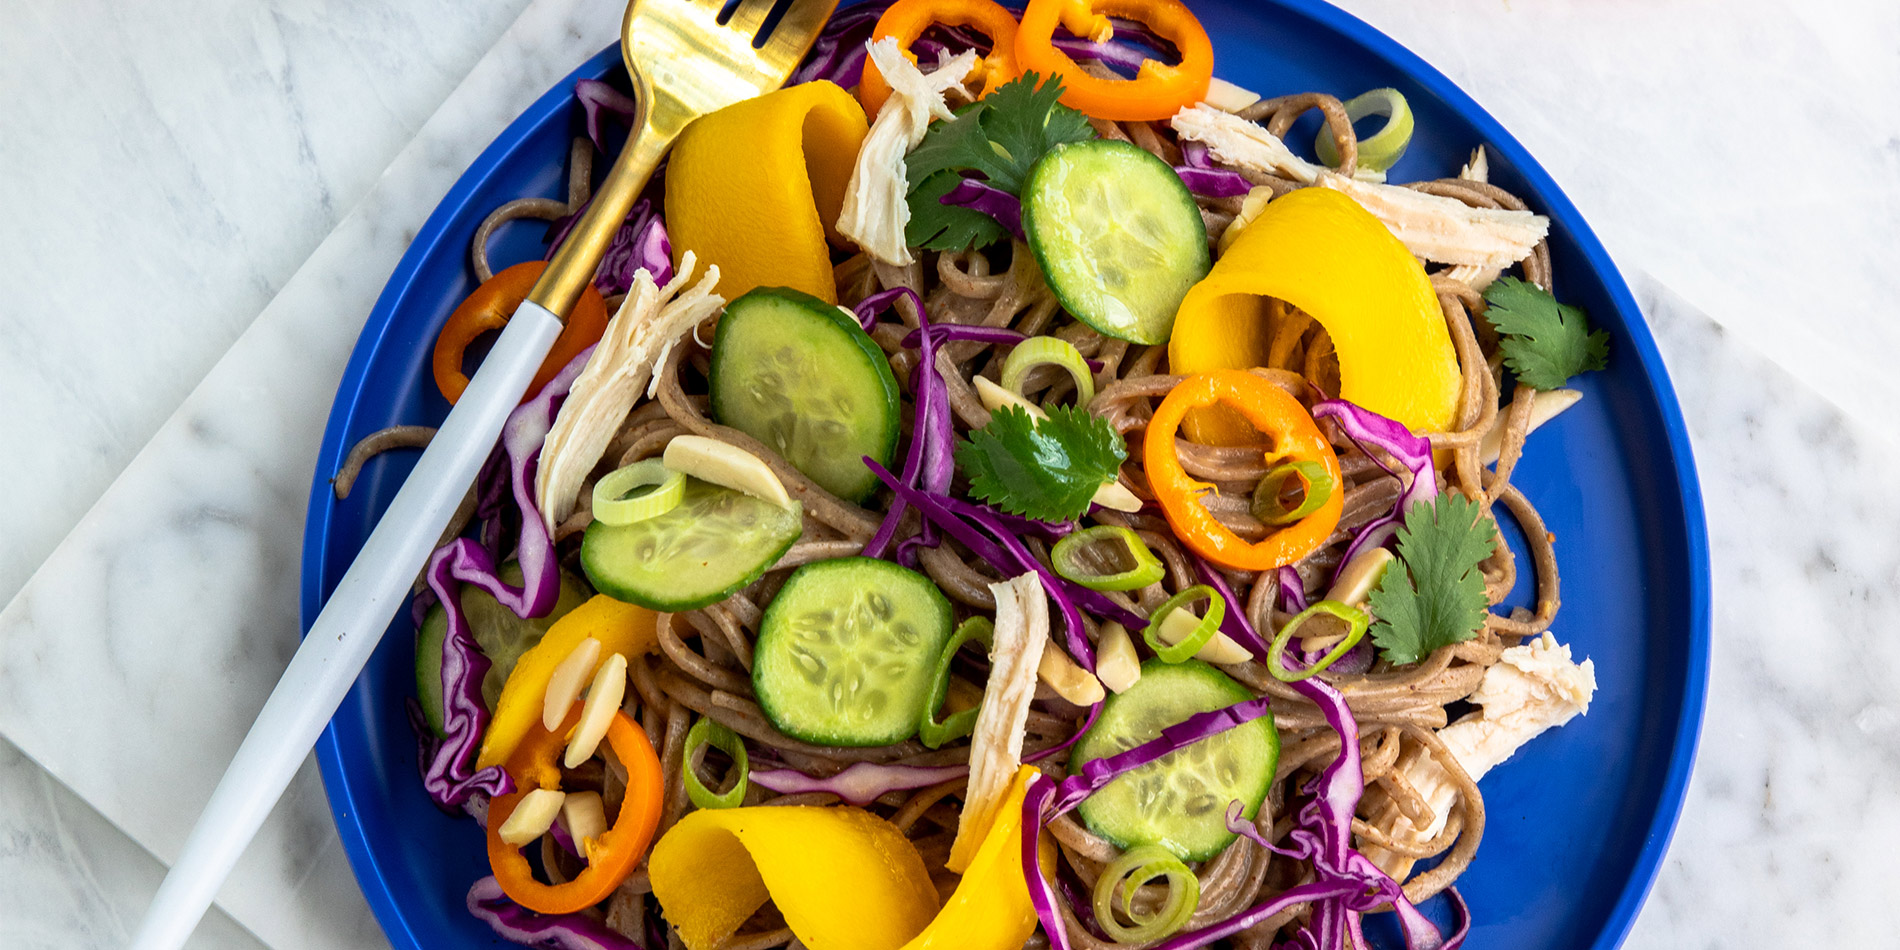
[0,736,265,950]
[1621,274,1900,945]
[0,0,533,609]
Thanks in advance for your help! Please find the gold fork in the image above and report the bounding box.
[125,4,837,949]
[531,0,842,317]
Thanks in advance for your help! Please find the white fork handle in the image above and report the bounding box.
[128,303,565,950]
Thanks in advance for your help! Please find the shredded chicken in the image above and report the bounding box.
[534,252,725,530]
[836,38,979,266]
[1444,145,1505,288]
[1360,632,1597,879]
[947,571,1050,873]
[1170,105,1550,270]
[1460,145,1490,183]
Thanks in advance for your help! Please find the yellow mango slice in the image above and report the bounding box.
[1169,187,1462,442]
[650,806,938,950]
[477,595,657,769]
[899,766,1051,950]
[665,81,869,303]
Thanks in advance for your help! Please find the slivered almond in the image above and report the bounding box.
[558,790,608,858]
[1155,607,1252,665]
[1038,642,1106,706]
[662,435,793,509]
[1324,549,1395,611]
[564,653,629,768]
[498,789,566,847]
[1203,77,1262,113]
[1095,622,1142,694]
[1479,389,1582,465]
[543,637,603,731]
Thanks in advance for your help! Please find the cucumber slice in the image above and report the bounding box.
[582,478,804,612]
[1072,660,1277,860]
[415,606,449,738]
[754,557,954,746]
[463,564,591,708]
[710,287,901,502]
[1023,140,1211,345]
[413,566,591,732]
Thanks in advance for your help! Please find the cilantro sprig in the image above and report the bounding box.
[955,405,1126,522]
[1480,277,1610,390]
[905,72,1095,252]
[1367,493,1499,666]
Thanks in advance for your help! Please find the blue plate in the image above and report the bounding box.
[302,2,1709,947]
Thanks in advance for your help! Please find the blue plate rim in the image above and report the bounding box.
[301,4,1711,948]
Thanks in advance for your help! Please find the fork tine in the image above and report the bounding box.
[759,0,837,63]
[725,0,777,40]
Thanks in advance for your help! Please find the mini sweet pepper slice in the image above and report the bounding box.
[1144,370,1345,572]
[650,805,939,950]
[857,0,1021,119]
[486,705,663,914]
[1169,187,1462,443]
[1014,0,1214,122]
[433,260,609,405]
[665,81,869,303]
[899,766,1052,950]
[477,595,658,770]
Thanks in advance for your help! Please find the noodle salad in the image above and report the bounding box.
[342,1,1610,948]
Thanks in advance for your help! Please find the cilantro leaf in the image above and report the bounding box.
[907,170,1007,252]
[906,72,1095,195]
[955,405,1126,522]
[1367,493,1497,666]
[1481,277,1610,390]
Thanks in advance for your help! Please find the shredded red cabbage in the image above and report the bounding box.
[940,177,1025,239]
[574,78,637,156]
[787,0,891,87]
[1278,564,1309,614]
[1310,400,1437,579]
[749,761,967,805]
[468,876,647,950]
[854,288,957,558]
[409,351,591,810]
[1174,142,1256,198]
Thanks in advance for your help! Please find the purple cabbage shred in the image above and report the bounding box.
[749,761,967,805]
[1310,400,1437,579]
[939,177,1025,239]
[411,350,592,811]
[468,876,647,950]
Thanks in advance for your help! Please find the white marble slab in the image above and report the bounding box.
[4,0,1900,949]
[0,0,534,611]
[0,0,623,947]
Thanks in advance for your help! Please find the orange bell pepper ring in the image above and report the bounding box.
[1143,370,1344,571]
[486,704,663,914]
[432,260,609,405]
[857,0,1022,119]
[1014,0,1213,122]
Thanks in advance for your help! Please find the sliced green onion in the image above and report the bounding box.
[1314,87,1414,173]
[1266,600,1370,683]
[919,616,993,749]
[1141,585,1223,664]
[683,717,750,809]
[1051,525,1166,591]
[592,459,685,526]
[1250,459,1336,526]
[1092,844,1200,944]
[1001,335,1096,408]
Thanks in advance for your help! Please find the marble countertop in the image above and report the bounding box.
[2,0,1896,948]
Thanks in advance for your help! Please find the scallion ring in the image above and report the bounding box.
[592,459,685,526]
[1250,459,1336,526]
[1142,585,1224,664]
[1001,335,1096,408]
[1266,600,1371,683]
[919,616,993,749]
[682,716,750,810]
[1092,844,1200,944]
[1051,525,1166,591]
[1314,87,1414,173]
